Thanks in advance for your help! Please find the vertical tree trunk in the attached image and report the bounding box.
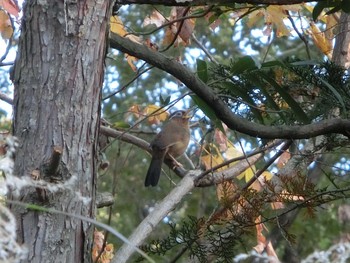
[10,0,110,262]
[333,12,350,68]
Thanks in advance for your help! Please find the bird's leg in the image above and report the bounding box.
[167,153,183,168]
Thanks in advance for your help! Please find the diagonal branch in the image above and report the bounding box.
[109,33,350,139]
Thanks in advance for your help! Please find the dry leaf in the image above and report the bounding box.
[143,105,169,125]
[143,10,166,28]
[253,217,279,261]
[110,15,141,71]
[0,0,20,17]
[110,15,127,37]
[0,10,13,39]
[308,22,333,59]
[92,230,114,263]
[128,105,141,119]
[248,5,302,38]
[214,125,228,151]
[201,143,225,171]
[176,7,195,44]
[125,54,137,72]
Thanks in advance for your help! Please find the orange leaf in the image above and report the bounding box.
[143,105,169,125]
[308,22,333,59]
[0,10,12,39]
[128,105,142,119]
[92,230,114,263]
[110,15,141,71]
[125,54,138,72]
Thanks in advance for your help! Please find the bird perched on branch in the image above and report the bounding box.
[145,110,191,187]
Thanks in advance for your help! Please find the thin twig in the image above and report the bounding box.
[103,65,154,100]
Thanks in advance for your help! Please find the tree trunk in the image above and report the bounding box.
[333,12,350,69]
[10,0,111,262]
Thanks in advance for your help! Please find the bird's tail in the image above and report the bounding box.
[145,156,164,187]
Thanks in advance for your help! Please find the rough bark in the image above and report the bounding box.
[10,0,110,262]
[333,12,350,69]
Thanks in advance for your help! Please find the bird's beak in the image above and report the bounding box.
[184,109,192,119]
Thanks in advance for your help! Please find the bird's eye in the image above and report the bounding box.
[171,111,184,118]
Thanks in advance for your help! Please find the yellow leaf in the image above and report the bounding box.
[325,14,337,40]
[266,6,291,37]
[261,171,273,181]
[239,166,256,182]
[225,144,257,182]
[248,5,302,38]
[110,15,127,36]
[309,22,333,59]
[201,143,225,171]
[110,16,141,71]
[247,9,264,28]
[225,143,243,160]
[143,105,169,125]
[0,10,13,40]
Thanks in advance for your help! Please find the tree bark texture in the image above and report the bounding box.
[11,0,110,262]
[333,12,350,69]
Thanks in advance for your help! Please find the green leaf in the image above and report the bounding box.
[230,56,259,75]
[258,72,310,124]
[160,95,171,106]
[315,75,346,111]
[289,60,320,67]
[221,81,264,124]
[340,0,350,13]
[191,95,225,134]
[113,121,131,129]
[246,74,287,123]
[261,60,285,68]
[196,59,208,83]
[326,5,342,15]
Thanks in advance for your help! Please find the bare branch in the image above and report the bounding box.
[109,33,350,139]
[0,92,13,105]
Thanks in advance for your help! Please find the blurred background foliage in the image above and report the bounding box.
[1,1,350,261]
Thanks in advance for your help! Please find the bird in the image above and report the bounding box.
[145,110,191,187]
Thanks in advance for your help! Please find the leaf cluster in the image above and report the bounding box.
[207,58,350,126]
[139,216,250,262]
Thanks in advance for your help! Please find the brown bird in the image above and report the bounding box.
[145,110,191,187]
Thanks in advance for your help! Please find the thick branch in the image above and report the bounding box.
[117,0,324,6]
[109,33,350,139]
